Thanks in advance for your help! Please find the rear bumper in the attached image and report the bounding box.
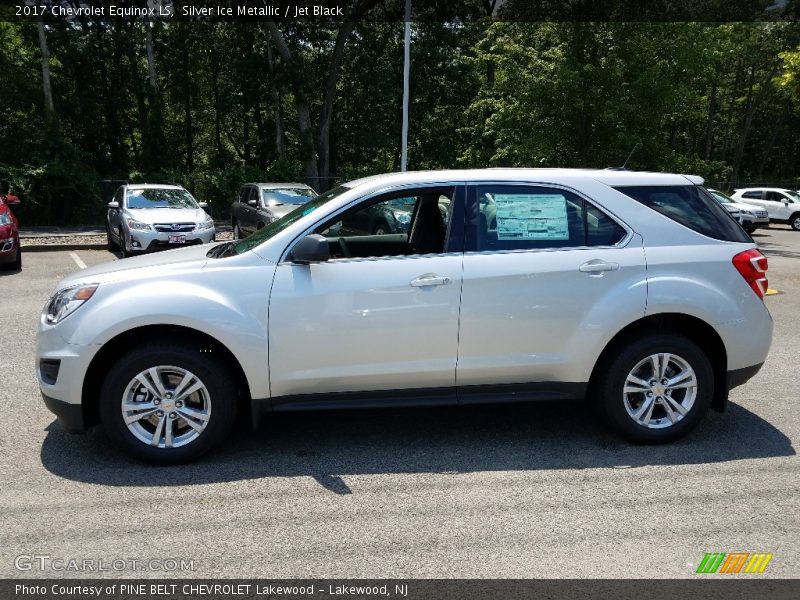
[42,393,86,433]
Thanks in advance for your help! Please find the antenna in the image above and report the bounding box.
[621,142,641,170]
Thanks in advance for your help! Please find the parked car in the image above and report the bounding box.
[231,183,316,239]
[706,188,768,233]
[106,184,215,257]
[0,194,21,271]
[730,187,800,230]
[38,169,772,463]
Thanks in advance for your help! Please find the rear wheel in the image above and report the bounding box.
[596,333,713,444]
[99,343,237,464]
[790,213,800,231]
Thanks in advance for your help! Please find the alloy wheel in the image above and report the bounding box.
[622,353,697,429]
[120,366,211,448]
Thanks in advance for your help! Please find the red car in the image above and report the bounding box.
[0,194,21,271]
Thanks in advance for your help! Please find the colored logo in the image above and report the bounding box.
[696,552,773,574]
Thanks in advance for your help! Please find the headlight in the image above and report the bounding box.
[127,219,152,231]
[45,284,98,324]
[197,217,214,230]
[394,212,411,225]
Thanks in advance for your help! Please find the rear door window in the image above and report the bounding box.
[466,185,626,251]
[614,185,750,242]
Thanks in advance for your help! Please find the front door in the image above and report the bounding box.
[268,185,465,403]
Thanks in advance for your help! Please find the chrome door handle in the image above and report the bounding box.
[410,274,452,287]
[579,260,619,273]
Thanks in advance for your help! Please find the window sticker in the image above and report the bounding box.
[494,194,569,240]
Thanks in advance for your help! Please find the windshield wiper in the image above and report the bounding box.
[206,241,234,258]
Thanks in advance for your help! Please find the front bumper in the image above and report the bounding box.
[127,227,215,253]
[0,236,17,259]
[42,393,86,433]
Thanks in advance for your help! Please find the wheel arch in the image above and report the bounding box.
[81,325,252,428]
[588,313,728,412]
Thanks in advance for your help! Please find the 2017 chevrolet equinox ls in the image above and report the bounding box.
[36,169,772,463]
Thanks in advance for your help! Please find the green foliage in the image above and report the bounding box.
[2,20,800,224]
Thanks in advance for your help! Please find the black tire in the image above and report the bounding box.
[595,333,713,444]
[744,224,756,234]
[106,226,119,251]
[1,246,21,271]
[119,228,129,258]
[790,213,800,231]
[373,221,389,235]
[99,343,238,464]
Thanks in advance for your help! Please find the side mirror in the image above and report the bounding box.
[266,199,283,207]
[108,201,119,209]
[4,195,20,205]
[247,199,258,207]
[291,234,330,264]
[198,201,209,209]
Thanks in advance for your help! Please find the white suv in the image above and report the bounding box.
[37,170,773,463]
[730,187,800,230]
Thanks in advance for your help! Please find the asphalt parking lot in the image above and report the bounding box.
[1,228,798,579]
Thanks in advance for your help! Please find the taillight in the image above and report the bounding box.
[732,249,768,299]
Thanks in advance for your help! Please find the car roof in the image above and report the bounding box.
[125,183,185,190]
[342,168,703,189]
[733,187,792,192]
[247,182,314,189]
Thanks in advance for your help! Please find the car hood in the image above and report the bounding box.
[125,207,208,224]
[267,204,300,219]
[57,243,214,288]
[727,201,764,212]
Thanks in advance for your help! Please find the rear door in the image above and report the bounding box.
[456,183,646,398]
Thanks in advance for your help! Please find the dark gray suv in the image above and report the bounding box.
[231,183,316,239]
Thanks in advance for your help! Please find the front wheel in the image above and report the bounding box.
[119,228,130,258]
[595,334,713,444]
[790,213,800,231]
[99,343,238,464]
[106,226,119,251]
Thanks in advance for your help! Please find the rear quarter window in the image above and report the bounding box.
[614,185,750,243]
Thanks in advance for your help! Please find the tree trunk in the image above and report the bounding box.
[266,42,284,157]
[756,101,789,180]
[318,21,356,190]
[266,22,319,182]
[703,80,716,161]
[732,64,778,184]
[183,32,194,176]
[145,22,157,92]
[37,19,54,115]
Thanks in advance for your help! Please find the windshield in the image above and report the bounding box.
[127,188,198,210]
[227,185,350,256]
[785,190,800,202]
[262,188,315,206]
[708,190,732,204]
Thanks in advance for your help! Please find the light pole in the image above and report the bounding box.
[400,0,411,172]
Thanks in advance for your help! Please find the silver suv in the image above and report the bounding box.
[38,169,772,463]
[106,184,215,257]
